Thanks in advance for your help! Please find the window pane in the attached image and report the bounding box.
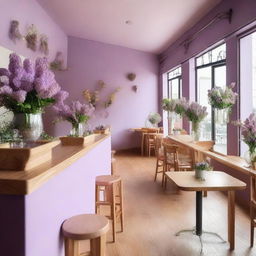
[171,79,179,99]
[197,67,212,141]
[214,65,227,154]
[212,44,226,63]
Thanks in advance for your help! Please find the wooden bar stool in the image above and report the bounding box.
[62,214,109,256]
[95,175,124,242]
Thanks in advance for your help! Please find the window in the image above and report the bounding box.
[240,31,256,155]
[196,44,227,154]
[167,66,182,99]
[166,66,182,130]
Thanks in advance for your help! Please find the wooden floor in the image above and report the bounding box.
[84,151,256,255]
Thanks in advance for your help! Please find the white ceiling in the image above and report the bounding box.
[37,0,222,54]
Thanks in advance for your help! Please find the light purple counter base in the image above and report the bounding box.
[0,136,111,256]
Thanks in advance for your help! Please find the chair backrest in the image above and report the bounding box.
[162,142,179,170]
[155,134,163,156]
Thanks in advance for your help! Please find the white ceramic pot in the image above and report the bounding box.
[195,169,206,180]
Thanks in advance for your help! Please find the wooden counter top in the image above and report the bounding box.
[0,134,110,195]
[167,135,256,177]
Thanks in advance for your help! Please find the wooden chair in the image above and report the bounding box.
[62,214,109,256]
[95,175,124,242]
[145,133,158,157]
[162,142,179,187]
[141,128,159,156]
[154,134,164,181]
[250,175,256,247]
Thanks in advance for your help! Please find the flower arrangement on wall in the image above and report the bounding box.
[25,24,38,52]
[9,20,23,43]
[39,34,49,55]
[104,87,121,108]
[50,52,65,71]
[83,80,105,107]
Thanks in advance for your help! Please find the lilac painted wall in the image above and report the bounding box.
[159,0,256,155]
[46,36,159,150]
[0,137,111,256]
[0,0,67,63]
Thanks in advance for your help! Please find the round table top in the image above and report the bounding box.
[62,214,109,240]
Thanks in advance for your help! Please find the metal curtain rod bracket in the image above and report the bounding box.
[181,8,233,53]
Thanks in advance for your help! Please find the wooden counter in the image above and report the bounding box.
[0,134,110,195]
[167,135,256,177]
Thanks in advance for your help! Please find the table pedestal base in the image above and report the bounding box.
[175,228,226,255]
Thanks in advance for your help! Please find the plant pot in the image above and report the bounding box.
[13,113,43,142]
[195,169,206,180]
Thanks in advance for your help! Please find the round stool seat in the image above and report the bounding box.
[96,175,121,186]
[62,214,109,240]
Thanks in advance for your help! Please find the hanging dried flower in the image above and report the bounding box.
[39,34,49,55]
[83,89,99,108]
[50,51,65,71]
[25,24,38,51]
[9,20,23,43]
[104,87,121,108]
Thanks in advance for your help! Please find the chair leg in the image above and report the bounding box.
[154,159,159,181]
[111,185,116,242]
[119,180,124,232]
[251,206,255,247]
[141,135,144,156]
[162,163,166,187]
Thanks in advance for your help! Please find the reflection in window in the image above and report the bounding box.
[240,31,256,155]
[196,44,227,154]
[167,66,182,129]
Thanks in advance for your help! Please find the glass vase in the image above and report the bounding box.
[168,112,177,135]
[215,108,229,125]
[191,121,200,141]
[13,113,43,142]
[70,123,84,137]
[244,150,256,170]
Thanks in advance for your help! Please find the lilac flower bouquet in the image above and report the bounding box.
[175,97,188,116]
[235,113,256,156]
[162,98,177,112]
[54,101,95,136]
[0,53,68,114]
[185,102,208,140]
[208,83,237,110]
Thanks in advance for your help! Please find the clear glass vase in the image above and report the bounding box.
[168,112,177,135]
[13,113,43,142]
[244,150,256,170]
[191,121,200,141]
[215,108,229,125]
[70,123,84,137]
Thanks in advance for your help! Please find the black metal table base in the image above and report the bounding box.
[175,228,226,255]
[175,191,226,255]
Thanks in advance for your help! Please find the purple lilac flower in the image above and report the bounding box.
[37,82,61,99]
[0,85,13,95]
[12,90,27,103]
[0,76,9,85]
[8,53,22,74]
[54,90,69,105]
[0,68,10,77]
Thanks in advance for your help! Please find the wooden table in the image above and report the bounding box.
[166,171,246,251]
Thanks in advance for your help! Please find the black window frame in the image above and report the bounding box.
[195,43,226,148]
[167,66,182,99]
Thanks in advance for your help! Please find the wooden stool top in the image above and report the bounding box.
[62,214,109,240]
[96,175,121,185]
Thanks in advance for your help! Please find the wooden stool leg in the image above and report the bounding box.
[119,180,124,232]
[90,234,106,256]
[65,238,79,256]
[111,184,117,242]
[162,163,166,187]
[95,185,98,214]
[141,134,144,156]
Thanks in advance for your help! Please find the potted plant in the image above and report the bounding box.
[146,112,162,128]
[94,125,110,134]
[0,53,68,141]
[54,100,94,145]
[195,161,212,180]
[208,82,238,124]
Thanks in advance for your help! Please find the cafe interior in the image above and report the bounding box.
[1,0,256,256]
